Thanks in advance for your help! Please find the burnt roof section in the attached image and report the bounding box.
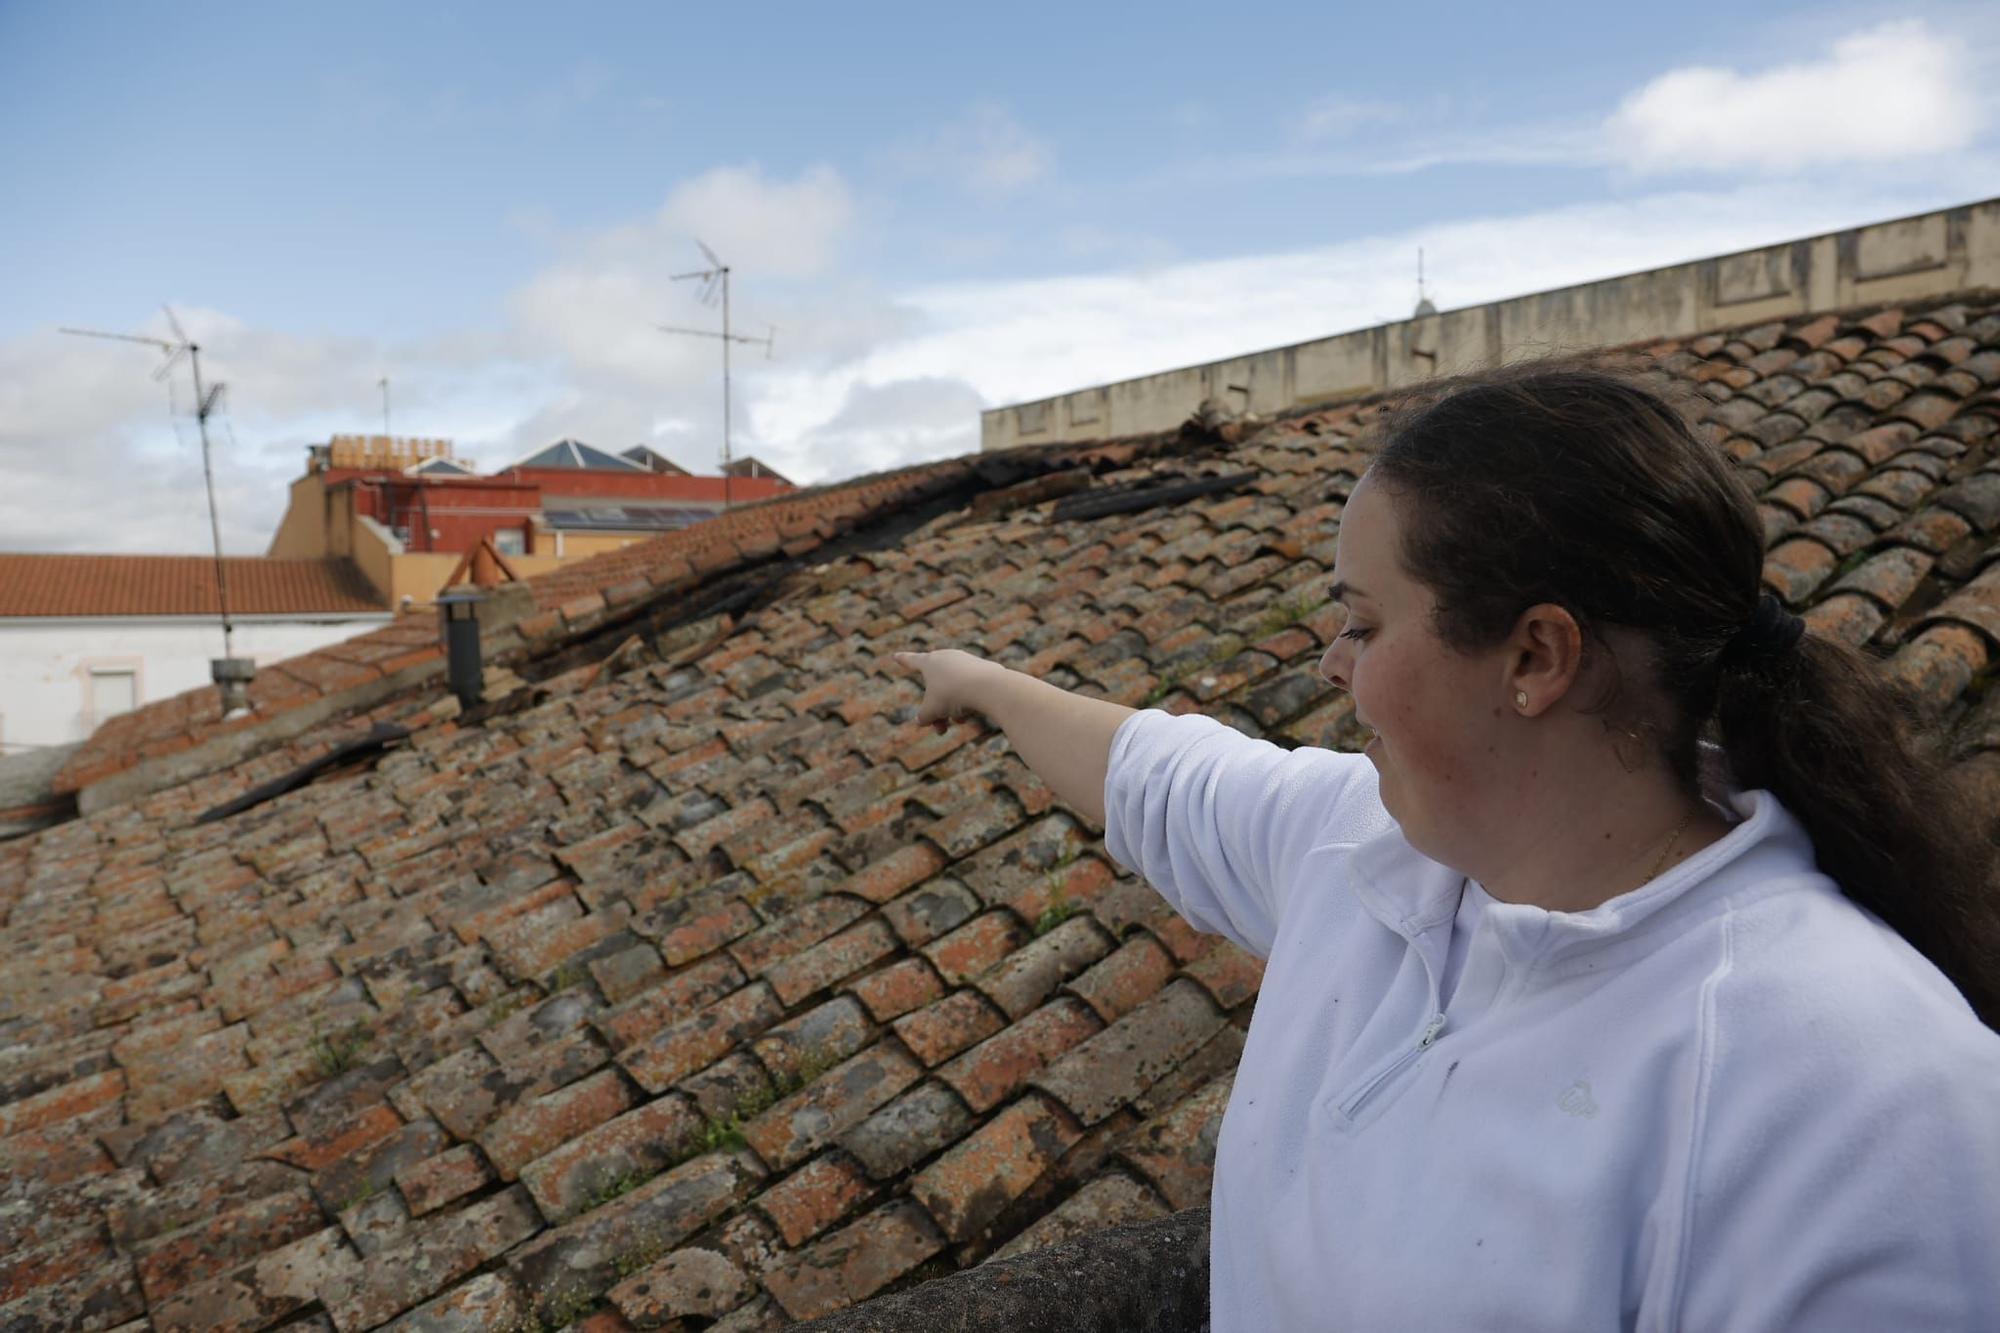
[3,290,2000,1330]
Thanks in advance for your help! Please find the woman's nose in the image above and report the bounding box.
[1319,639,1349,691]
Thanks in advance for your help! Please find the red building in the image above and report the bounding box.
[268,435,796,603]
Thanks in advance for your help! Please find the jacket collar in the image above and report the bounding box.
[1346,786,1823,975]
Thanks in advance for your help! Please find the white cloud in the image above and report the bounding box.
[893,103,1054,197]
[511,163,855,390]
[1298,94,1405,142]
[1607,20,1983,173]
[1177,20,1990,186]
[769,377,986,479]
[0,303,551,553]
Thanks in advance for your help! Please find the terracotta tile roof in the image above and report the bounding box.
[49,461,1036,797]
[0,554,386,618]
[5,290,2000,1329]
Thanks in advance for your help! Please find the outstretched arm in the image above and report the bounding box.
[892,649,1133,828]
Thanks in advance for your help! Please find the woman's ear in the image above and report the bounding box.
[1506,603,1583,715]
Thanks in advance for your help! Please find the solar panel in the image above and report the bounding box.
[540,504,713,532]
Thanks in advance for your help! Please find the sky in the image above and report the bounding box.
[1,0,1996,555]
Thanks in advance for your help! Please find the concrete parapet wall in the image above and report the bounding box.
[981,198,2000,450]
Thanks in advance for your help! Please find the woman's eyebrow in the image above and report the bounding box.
[1328,580,1371,605]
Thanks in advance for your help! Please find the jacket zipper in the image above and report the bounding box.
[1336,1011,1446,1120]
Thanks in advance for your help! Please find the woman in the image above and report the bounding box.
[894,366,2000,1331]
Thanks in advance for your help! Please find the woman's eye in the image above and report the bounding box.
[1338,625,1371,642]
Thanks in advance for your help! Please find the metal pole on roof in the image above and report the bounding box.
[60,307,254,716]
[59,309,234,654]
[661,239,776,519]
[186,340,237,659]
[732,262,740,510]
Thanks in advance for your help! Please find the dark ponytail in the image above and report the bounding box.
[1713,631,2000,1025]
[1371,363,2000,1028]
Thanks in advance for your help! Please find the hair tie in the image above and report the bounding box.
[1721,592,1805,668]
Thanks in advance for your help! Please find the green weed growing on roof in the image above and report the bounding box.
[1141,670,1187,708]
[674,1045,841,1165]
[341,1175,382,1212]
[581,1167,652,1214]
[612,1225,676,1280]
[1252,588,1319,641]
[483,991,529,1028]
[538,1282,602,1330]
[1035,888,1080,937]
[1141,633,1247,706]
[1036,843,1084,936]
[309,1018,374,1079]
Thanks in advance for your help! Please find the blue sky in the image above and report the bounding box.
[2,0,1995,553]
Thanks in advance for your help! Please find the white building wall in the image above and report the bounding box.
[0,615,393,752]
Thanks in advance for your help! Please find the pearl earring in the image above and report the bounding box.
[1515,690,1529,710]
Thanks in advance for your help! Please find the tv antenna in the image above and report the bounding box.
[659,239,776,513]
[1413,247,1437,318]
[379,375,392,438]
[60,306,256,716]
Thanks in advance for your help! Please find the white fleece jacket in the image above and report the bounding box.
[1101,708,2000,1332]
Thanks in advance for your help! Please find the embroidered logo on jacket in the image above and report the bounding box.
[1556,1078,1600,1119]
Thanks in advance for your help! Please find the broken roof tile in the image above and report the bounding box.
[922,911,1031,986]
[478,1066,638,1181]
[1117,1076,1232,1212]
[621,983,783,1096]
[516,1094,698,1223]
[847,956,945,1023]
[607,1243,753,1325]
[1828,546,1937,613]
[909,1093,1081,1244]
[742,1042,922,1173]
[1031,980,1227,1127]
[505,1153,759,1324]
[321,1185,540,1329]
[1886,624,1989,710]
[937,998,1102,1115]
[394,1143,494,1219]
[891,991,1007,1068]
[761,1198,945,1322]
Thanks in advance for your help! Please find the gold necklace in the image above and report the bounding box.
[1645,808,1696,884]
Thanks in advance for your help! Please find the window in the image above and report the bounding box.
[493,527,526,555]
[89,668,137,721]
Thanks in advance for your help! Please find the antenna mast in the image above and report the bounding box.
[61,307,255,717]
[380,376,392,438]
[660,240,775,514]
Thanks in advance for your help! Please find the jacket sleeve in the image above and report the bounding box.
[1100,708,1387,959]
[1667,958,2000,1331]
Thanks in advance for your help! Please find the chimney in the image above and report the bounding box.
[211,657,256,719]
[436,588,485,708]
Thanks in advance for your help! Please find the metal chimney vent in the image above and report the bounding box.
[211,656,256,719]
[437,588,485,708]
